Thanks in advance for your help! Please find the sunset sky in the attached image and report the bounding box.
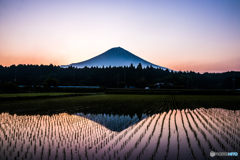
[0,0,240,73]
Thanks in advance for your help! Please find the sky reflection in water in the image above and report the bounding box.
[0,108,239,160]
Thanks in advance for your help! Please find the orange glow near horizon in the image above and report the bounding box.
[1,47,240,73]
[0,55,63,67]
[1,53,239,73]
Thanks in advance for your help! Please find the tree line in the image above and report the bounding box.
[0,63,239,92]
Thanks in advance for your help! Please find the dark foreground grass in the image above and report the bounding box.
[0,92,88,98]
[0,93,239,116]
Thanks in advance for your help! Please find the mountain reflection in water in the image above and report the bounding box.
[75,113,148,132]
[0,108,239,160]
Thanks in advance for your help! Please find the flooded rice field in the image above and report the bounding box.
[0,108,239,160]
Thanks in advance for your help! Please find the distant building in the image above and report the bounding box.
[154,83,164,89]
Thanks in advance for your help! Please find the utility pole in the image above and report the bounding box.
[187,70,189,89]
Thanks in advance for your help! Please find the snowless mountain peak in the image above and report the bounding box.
[61,47,169,70]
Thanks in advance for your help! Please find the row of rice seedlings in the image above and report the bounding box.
[3,105,152,159]
[110,117,147,153]
[116,115,156,159]
[1,103,238,160]
[173,96,193,158]
[94,113,150,159]
[145,113,162,149]
[206,108,240,138]
[199,109,233,149]
[204,108,238,138]
[205,108,237,132]
[0,110,172,158]
[150,96,167,114]
[0,112,110,160]
[153,99,164,113]
[195,108,240,160]
[207,109,240,151]
[115,114,157,159]
[132,114,161,160]
[187,110,210,159]
[164,103,175,160]
[215,109,239,126]
[80,105,238,159]
[199,108,240,152]
[153,110,172,160]
[191,109,221,154]
[194,109,226,153]
[174,95,187,109]
[174,105,180,160]
[174,96,204,159]
[182,109,206,160]
[150,105,169,159]
[97,112,149,159]
[179,109,196,160]
[166,96,181,160]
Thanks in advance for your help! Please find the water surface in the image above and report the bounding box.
[0,108,239,160]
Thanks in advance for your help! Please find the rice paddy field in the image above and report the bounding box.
[0,93,79,98]
[0,92,239,159]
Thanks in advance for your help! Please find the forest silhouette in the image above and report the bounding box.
[0,63,239,92]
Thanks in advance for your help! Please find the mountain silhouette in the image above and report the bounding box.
[61,47,168,70]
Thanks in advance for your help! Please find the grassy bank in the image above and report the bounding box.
[0,92,97,101]
[0,93,239,116]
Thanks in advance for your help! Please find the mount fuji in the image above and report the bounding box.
[61,47,168,70]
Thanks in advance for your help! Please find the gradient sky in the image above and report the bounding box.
[0,0,240,73]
